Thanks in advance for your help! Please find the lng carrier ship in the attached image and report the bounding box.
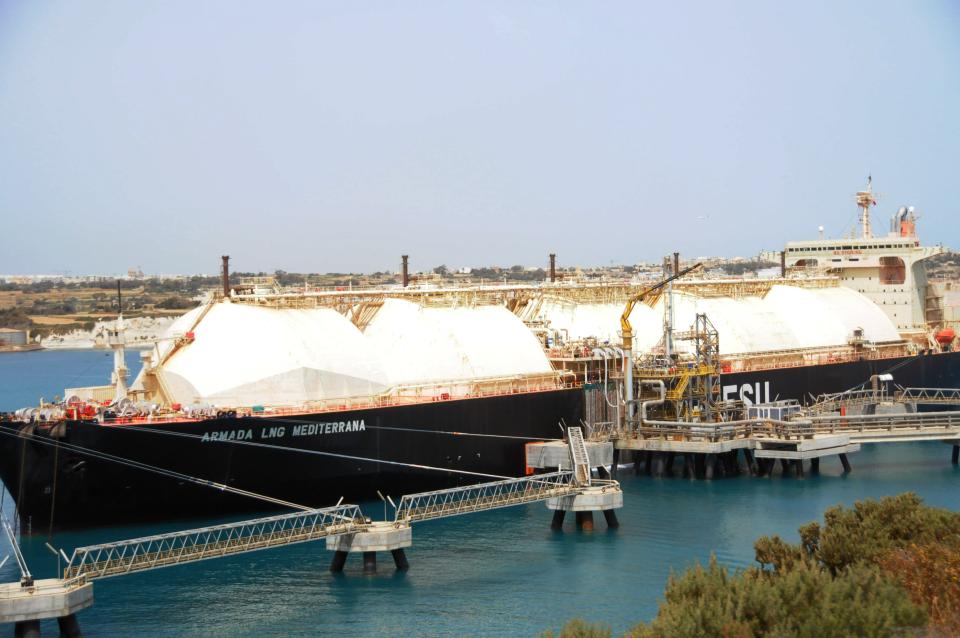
[1,180,958,531]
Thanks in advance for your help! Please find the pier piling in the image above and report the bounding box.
[362,552,377,573]
[602,510,620,529]
[953,445,959,465]
[390,549,409,571]
[704,454,716,480]
[57,614,82,638]
[550,510,566,530]
[810,458,820,474]
[575,511,595,531]
[839,454,852,473]
[329,550,349,573]
[14,620,40,638]
[743,449,758,476]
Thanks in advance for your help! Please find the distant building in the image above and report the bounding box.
[0,328,28,347]
[128,266,145,279]
[0,328,39,352]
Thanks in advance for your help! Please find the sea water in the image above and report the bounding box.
[0,350,957,637]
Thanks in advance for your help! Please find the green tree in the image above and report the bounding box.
[539,619,611,638]
[626,557,924,638]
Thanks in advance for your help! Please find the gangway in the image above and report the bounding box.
[393,471,583,523]
[62,504,364,581]
[806,386,960,415]
[567,426,592,487]
[897,387,960,405]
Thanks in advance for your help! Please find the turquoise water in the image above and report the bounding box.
[1,350,958,637]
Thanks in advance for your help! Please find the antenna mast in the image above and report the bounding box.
[855,176,877,239]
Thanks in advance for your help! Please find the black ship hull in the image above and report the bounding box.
[0,389,583,532]
[721,350,960,405]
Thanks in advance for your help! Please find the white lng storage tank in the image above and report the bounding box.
[524,284,901,356]
[132,298,553,408]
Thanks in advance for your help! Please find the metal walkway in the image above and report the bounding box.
[393,471,581,523]
[806,387,960,415]
[63,504,365,580]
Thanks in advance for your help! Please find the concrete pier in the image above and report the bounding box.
[326,522,412,572]
[0,578,92,638]
[546,484,623,531]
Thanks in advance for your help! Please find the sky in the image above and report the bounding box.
[1,1,958,276]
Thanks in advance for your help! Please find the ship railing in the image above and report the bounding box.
[393,471,582,523]
[583,420,617,441]
[720,341,910,374]
[62,504,365,581]
[99,373,577,426]
[627,419,765,443]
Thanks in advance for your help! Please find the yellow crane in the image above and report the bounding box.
[621,262,703,417]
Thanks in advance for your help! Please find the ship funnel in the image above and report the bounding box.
[221,255,231,298]
[892,207,906,233]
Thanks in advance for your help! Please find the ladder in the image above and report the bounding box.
[567,426,592,487]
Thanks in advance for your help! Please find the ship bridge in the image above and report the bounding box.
[783,179,947,333]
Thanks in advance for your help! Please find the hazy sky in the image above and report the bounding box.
[1,1,958,275]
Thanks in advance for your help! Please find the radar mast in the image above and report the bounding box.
[855,176,878,239]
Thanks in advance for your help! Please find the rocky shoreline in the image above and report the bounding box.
[40,316,176,350]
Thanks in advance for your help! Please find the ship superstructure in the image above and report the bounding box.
[783,178,946,336]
